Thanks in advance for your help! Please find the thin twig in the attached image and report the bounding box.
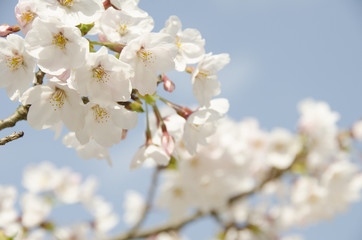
[0,105,29,131]
[111,211,203,240]
[126,166,162,237]
[0,132,24,145]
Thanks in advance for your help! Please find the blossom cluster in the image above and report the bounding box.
[152,99,362,239]
[1,0,362,240]
[0,162,117,240]
[0,0,229,167]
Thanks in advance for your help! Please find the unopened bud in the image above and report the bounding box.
[103,0,120,10]
[162,74,175,93]
[103,0,112,9]
[0,24,20,37]
[161,132,175,156]
[185,66,195,74]
[176,107,194,119]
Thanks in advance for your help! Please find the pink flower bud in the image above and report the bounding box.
[0,24,20,37]
[161,132,175,156]
[103,0,120,10]
[162,74,175,93]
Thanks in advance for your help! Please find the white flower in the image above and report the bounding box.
[154,232,188,240]
[322,160,362,210]
[191,53,230,106]
[291,177,329,224]
[97,7,154,44]
[110,0,148,17]
[54,224,90,240]
[123,190,145,225]
[63,132,112,163]
[37,0,103,26]
[0,186,17,229]
[85,196,118,233]
[21,193,52,228]
[352,119,362,140]
[266,128,301,169]
[75,102,138,147]
[0,34,36,101]
[130,144,170,169]
[15,0,39,34]
[183,98,229,154]
[22,162,63,193]
[161,15,205,71]
[298,99,339,152]
[157,172,193,221]
[70,46,133,104]
[21,79,86,132]
[120,32,177,95]
[25,18,89,75]
[54,167,82,204]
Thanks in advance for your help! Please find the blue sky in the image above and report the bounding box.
[1,0,362,239]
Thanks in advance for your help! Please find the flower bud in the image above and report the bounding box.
[0,24,20,37]
[161,131,175,156]
[162,74,175,93]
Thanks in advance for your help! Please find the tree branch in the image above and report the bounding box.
[111,211,203,240]
[126,166,162,236]
[111,150,308,240]
[0,105,29,131]
[0,131,24,145]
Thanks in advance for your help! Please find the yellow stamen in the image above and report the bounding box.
[58,0,74,7]
[49,88,66,111]
[119,24,128,36]
[92,105,110,124]
[175,36,182,49]
[52,32,68,50]
[92,65,109,83]
[5,55,23,71]
[20,11,36,24]
[137,47,154,66]
[196,70,209,80]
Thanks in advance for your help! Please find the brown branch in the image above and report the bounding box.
[0,132,24,145]
[126,167,162,237]
[111,211,203,240]
[0,105,29,131]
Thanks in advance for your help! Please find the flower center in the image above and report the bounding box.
[137,47,154,66]
[173,187,183,198]
[58,0,74,7]
[175,36,182,49]
[20,11,36,24]
[49,88,66,111]
[92,65,109,83]
[118,24,128,36]
[92,105,110,124]
[52,32,68,50]
[5,55,24,71]
[196,70,209,80]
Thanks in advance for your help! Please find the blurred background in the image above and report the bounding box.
[1,0,362,239]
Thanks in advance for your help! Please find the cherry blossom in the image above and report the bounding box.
[120,32,178,95]
[161,15,205,71]
[25,18,89,75]
[21,79,86,132]
[0,34,36,101]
